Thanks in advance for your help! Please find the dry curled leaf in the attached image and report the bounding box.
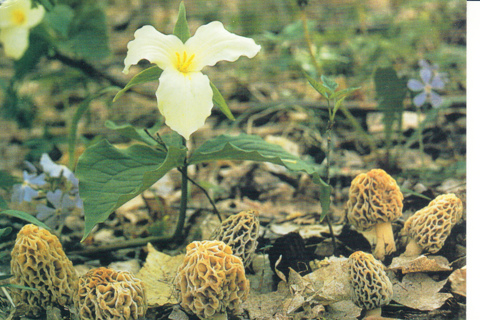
[392,273,452,311]
[448,266,466,297]
[389,255,452,274]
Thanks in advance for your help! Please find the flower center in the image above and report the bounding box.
[12,9,26,26]
[424,84,432,95]
[176,51,195,73]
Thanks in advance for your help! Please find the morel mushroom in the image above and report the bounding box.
[348,251,393,317]
[403,193,463,256]
[10,224,78,315]
[174,240,249,319]
[210,210,260,266]
[347,169,403,260]
[74,267,147,320]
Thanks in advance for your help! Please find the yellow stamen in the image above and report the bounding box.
[12,9,26,26]
[176,51,195,73]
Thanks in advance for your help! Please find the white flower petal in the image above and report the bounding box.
[0,26,28,59]
[407,79,424,91]
[156,68,213,139]
[185,21,261,71]
[430,91,443,108]
[123,25,184,74]
[413,92,427,107]
[25,3,45,28]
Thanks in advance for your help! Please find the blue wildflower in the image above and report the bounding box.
[11,171,46,203]
[407,67,445,108]
[36,190,76,228]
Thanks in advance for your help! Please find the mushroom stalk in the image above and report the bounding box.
[404,238,424,257]
[374,222,396,261]
[365,307,382,317]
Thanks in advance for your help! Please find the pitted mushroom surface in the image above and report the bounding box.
[174,240,250,319]
[403,193,463,256]
[348,251,393,317]
[347,169,403,260]
[74,267,147,320]
[10,224,78,315]
[210,210,260,266]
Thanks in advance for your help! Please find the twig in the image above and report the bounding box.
[185,175,222,222]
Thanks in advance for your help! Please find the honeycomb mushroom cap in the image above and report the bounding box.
[74,267,147,320]
[404,193,463,254]
[10,224,78,315]
[347,169,403,231]
[174,240,250,319]
[210,210,260,266]
[348,251,393,311]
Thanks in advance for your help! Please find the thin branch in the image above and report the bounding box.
[185,175,222,223]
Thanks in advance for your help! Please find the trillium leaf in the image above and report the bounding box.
[173,2,190,43]
[304,72,329,99]
[104,120,161,146]
[211,82,235,121]
[0,210,51,231]
[113,66,162,102]
[0,227,12,239]
[189,134,331,219]
[75,140,186,240]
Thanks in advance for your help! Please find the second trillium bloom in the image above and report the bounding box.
[123,21,261,140]
[0,0,45,59]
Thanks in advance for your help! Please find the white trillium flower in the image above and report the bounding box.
[0,0,45,59]
[123,21,261,140]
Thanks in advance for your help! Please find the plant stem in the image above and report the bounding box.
[299,7,322,76]
[417,107,425,169]
[185,175,222,222]
[325,114,338,255]
[173,138,189,243]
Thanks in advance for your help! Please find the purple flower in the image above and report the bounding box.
[36,190,76,228]
[11,171,46,203]
[407,68,445,108]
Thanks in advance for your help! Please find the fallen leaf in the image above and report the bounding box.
[303,256,352,305]
[136,243,184,307]
[244,282,292,320]
[324,300,362,320]
[389,255,452,274]
[392,273,452,311]
[449,266,466,297]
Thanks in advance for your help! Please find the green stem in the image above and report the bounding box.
[417,107,425,169]
[173,138,189,243]
[325,100,338,255]
[300,7,322,76]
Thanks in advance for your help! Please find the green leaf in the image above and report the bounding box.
[330,86,361,101]
[189,134,331,219]
[62,5,110,61]
[374,67,406,149]
[76,140,187,240]
[0,227,12,239]
[104,120,162,146]
[211,82,235,121]
[0,274,12,281]
[0,170,20,191]
[173,2,190,43]
[0,210,51,230]
[332,96,346,119]
[45,4,74,38]
[321,75,338,93]
[14,28,50,80]
[0,195,8,210]
[1,283,37,291]
[69,87,118,169]
[304,72,329,99]
[113,66,162,102]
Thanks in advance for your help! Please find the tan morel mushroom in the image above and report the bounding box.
[74,267,147,320]
[210,210,260,266]
[174,240,250,319]
[347,169,403,260]
[10,224,78,315]
[403,193,463,257]
[348,251,393,317]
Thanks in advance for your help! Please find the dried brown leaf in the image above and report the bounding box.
[392,273,452,311]
[448,266,466,297]
[389,255,452,274]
